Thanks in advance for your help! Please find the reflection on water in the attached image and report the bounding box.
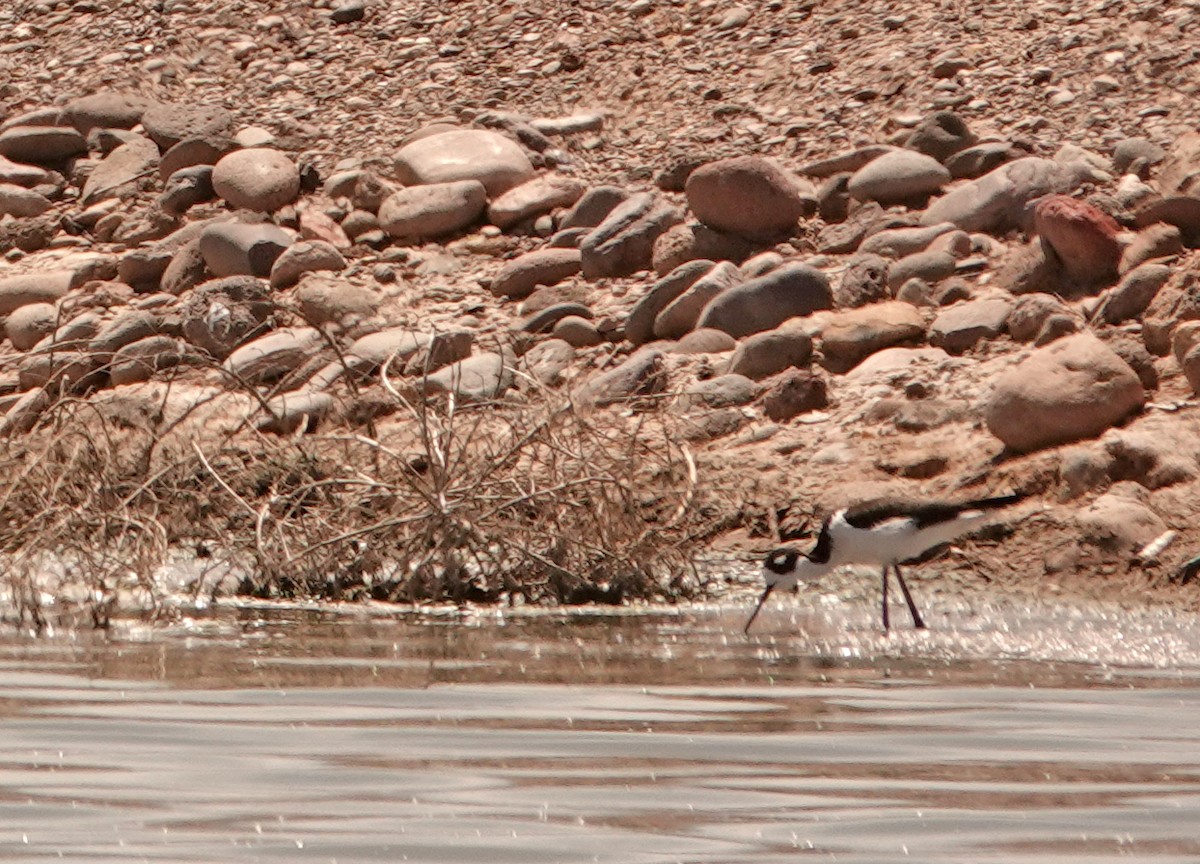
[0,602,1199,863]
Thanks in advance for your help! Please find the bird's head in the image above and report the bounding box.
[763,545,830,588]
[744,545,829,633]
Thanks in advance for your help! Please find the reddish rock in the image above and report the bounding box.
[297,206,352,249]
[685,155,813,241]
[1032,195,1121,286]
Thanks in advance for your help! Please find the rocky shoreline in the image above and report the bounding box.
[2,1,1200,622]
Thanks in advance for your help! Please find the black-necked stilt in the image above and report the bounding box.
[744,493,1025,633]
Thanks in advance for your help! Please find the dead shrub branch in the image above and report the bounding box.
[0,369,715,629]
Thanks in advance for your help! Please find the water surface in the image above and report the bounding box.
[1,598,1199,862]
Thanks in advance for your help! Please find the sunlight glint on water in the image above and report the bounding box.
[0,603,1198,863]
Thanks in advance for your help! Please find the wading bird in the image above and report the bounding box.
[745,493,1024,633]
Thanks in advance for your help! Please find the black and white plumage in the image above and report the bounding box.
[745,493,1024,633]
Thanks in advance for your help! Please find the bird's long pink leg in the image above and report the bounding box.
[880,566,890,631]
[893,564,926,629]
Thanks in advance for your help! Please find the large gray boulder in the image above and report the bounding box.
[920,157,1093,234]
[695,263,833,339]
[848,149,949,204]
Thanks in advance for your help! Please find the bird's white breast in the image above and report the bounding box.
[827,508,988,566]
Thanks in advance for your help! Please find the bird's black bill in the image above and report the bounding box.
[743,585,774,634]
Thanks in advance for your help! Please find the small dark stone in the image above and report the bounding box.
[655,156,707,192]
[330,0,365,24]
[836,253,891,308]
[761,370,828,421]
[816,172,851,223]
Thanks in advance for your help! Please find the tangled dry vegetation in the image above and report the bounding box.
[0,352,721,631]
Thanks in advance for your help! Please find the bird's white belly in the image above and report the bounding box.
[827,513,985,567]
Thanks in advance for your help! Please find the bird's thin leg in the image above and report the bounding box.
[893,564,926,630]
[880,566,890,632]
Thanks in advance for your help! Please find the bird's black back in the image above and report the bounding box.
[841,493,1025,531]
